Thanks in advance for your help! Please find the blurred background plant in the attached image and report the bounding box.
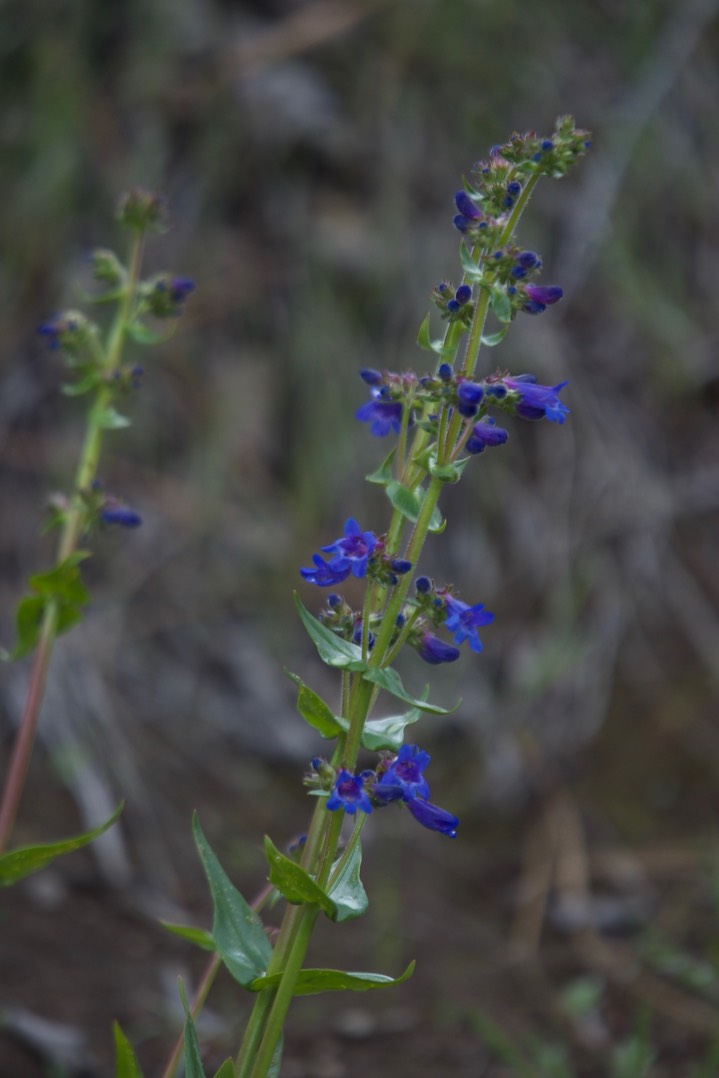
[2,0,719,1075]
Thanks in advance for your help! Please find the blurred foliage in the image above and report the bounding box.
[2,0,719,1074]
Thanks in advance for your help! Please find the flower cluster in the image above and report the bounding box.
[300,518,412,589]
[321,745,459,838]
[406,577,495,665]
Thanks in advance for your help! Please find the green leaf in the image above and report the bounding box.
[481,325,510,347]
[360,702,423,752]
[385,481,444,533]
[251,961,415,996]
[429,461,461,483]
[416,312,433,350]
[285,672,342,738]
[192,814,272,987]
[0,802,124,887]
[366,447,396,486]
[459,242,483,280]
[61,369,103,396]
[29,552,91,602]
[294,594,366,672]
[327,840,368,923]
[127,321,175,345]
[179,979,207,1078]
[113,1022,145,1078]
[93,406,131,430]
[385,480,422,522]
[159,921,216,952]
[264,836,335,916]
[490,287,512,323]
[212,1062,235,1078]
[363,667,456,715]
[4,595,47,660]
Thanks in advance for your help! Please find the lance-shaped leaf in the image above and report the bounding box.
[385,481,444,533]
[481,325,510,347]
[366,446,396,486]
[363,666,457,715]
[264,837,335,917]
[490,286,512,323]
[0,802,123,887]
[294,595,366,672]
[251,961,415,995]
[113,1022,145,1078]
[327,839,368,923]
[178,979,206,1078]
[159,921,216,952]
[459,242,483,280]
[416,313,454,356]
[2,552,92,660]
[192,814,272,987]
[360,702,423,752]
[212,1063,235,1078]
[285,671,342,739]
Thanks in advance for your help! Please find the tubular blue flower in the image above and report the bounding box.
[326,770,372,815]
[300,554,351,587]
[373,744,431,803]
[444,597,494,654]
[406,797,458,837]
[355,398,404,437]
[522,283,563,315]
[360,368,383,385]
[321,518,378,579]
[454,190,482,221]
[455,284,472,305]
[416,632,460,665]
[100,504,142,528]
[503,375,570,424]
[466,418,509,455]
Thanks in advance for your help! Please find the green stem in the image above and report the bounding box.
[0,232,144,852]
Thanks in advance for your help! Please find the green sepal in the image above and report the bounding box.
[0,802,123,887]
[364,666,457,715]
[192,813,272,988]
[113,1021,145,1078]
[360,701,423,752]
[178,979,206,1078]
[327,839,368,922]
[250,960,415,996]
[2,552,92,660]
[93,405,131,430]
[490,287,512,324]
[159,921,216,952]
[264,836,335,917]
[481,325,510,347]
[366,447,396,486]
[294,594,366,672]
[385,481,444,533]
[212,1062,235,1078]
[285,671,343,738]
[126,321,175,345]
[459,242,483,280]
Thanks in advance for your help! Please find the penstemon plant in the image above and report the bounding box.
[0,188,194,864]
[153,116,591,1078]
[1,116,590,1078]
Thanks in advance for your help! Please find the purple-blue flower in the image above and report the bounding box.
[100,504,142,528]
[502,375,570,424]
[373,744,430,804]
[320,518,377,579]
[416,632,461,665]
[406,798,458,837]
[454,190,482,222]
[326,770,372,815]
[300,554,351,587]
[522,283,563,315]
[356,398,404,437]
[466,418,509,455]
[444,596,494,653]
